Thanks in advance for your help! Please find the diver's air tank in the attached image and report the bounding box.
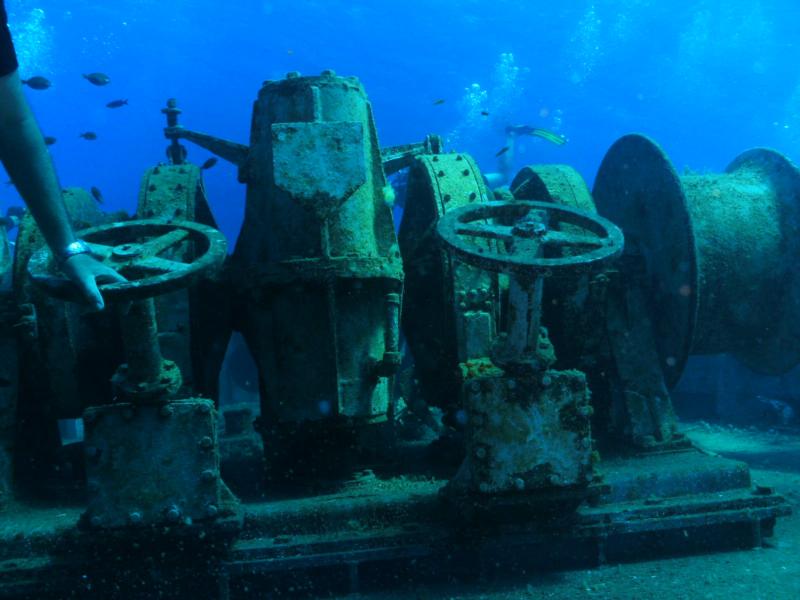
[231,71,403,478]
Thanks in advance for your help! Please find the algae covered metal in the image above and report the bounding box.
[166,71,404,477]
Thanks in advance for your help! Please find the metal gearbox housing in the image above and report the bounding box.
[398,153,495,415]
[451,370,594,495]
[82,399,228,529]
[10,189,125,488]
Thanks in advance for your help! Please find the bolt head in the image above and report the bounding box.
[165,505,181,523]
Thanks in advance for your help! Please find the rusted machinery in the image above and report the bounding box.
[0,72,794,599]
[164,70,404,479]
[507,137,800,448]
[27,219,233,529]
[436,200,623,502]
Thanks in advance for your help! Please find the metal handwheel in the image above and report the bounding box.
[28,219,227,302]
[436,201,623,275]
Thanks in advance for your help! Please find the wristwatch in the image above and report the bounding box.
[55,239,92,265]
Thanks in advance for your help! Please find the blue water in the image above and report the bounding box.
[4,0,800,243]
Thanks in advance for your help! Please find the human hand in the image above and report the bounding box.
[60,253,126,311]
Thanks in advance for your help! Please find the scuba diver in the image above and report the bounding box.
[0,0,123,310]
[483,124,566,189]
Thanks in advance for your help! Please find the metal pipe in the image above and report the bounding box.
[119,299,164,383]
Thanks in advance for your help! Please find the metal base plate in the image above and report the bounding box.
[0,448,789,598]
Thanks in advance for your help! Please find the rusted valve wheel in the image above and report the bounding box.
[436,200,623,275]
[27,219,227,302]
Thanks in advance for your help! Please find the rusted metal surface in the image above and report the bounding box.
[436,201,623,276]
[398,152,495,412]
[137,161,230,399]
[28,220,227,302]
[0,228,15,506]
[170,71,405,480]
[82,399,230,529]
[592,135,697,388]
[380,134,443,175]
[510,164,596,213]
[449,369,594,495]
[593,134,800,379]
[10,190,123,491]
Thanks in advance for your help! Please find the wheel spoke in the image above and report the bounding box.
[128,256,190,274]
[142,229,190,256]
[540,230,604,248]
[86,242,114,259]
[455,222,514,242]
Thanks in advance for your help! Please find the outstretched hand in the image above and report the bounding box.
[60,253,126,311]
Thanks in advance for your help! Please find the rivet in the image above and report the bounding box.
[549,474,561,485]
[198,403,211,414]
[437,170,445,177]
[153,167,160,174]
[462,169,470,176]
[148,184,156,192]
[201,469,216,482]
[432,155,439,162]
[286,71,300,79]
[321,69,336,76]
[199,436,213,450]
[443,194,452,203]
[205,504,219,518]
[128,511,143,524]
[165,505,181,522]
[474,447,487,459]
[159,405,173,418]
[507,380,516,390]
[456,155,463,161]
[469,192,477,201]
[90,515,102,527]
[513,477,525,490]
[470,381,481,393]
[541,375,552,387]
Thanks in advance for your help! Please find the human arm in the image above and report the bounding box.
[0,70,124,309]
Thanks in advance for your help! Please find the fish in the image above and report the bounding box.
[44,136,56,145]
[90,186,104,204]
[495,146,510,157]
[106,99,128,108]
[433,99,446,105]
[530,128,567,145]
[201,157,218,170]
[505,124,567,145]
[83,72,111,86]
[21,76,51,90]
[79,132,98,140]
[481,111,490,116]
